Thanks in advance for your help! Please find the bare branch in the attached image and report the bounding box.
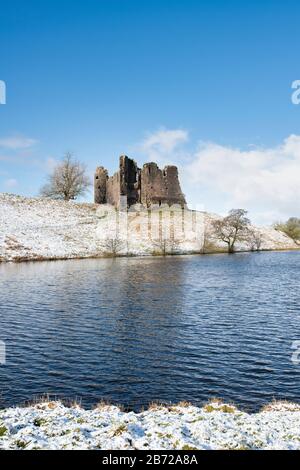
[99,237,125,256]
[152,237,181,255]
[246,229,263,251]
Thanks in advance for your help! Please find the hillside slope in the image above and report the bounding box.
[0,193,297,262]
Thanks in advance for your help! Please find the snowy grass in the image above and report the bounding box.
[0,193,298,263]
[0,400,300,450]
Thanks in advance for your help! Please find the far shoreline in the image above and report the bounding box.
[1,246,300,265]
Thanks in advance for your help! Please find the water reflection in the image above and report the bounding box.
[0,252,299,411]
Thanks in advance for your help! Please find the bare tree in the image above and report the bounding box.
[100,236,125,257]
[247,229,263,251]
[211,209,251,253]
[40,153,91,201]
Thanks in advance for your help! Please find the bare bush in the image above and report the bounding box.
[199,226,220,254]
[247,229,263,251]
[152,237,181,256]
[100,237,125,256]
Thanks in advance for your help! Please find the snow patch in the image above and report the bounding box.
[1,401,300,450]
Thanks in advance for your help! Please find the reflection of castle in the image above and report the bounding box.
[94,155,186,209]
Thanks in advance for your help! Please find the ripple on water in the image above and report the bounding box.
[0,252,300,411]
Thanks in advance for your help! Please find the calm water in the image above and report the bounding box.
[0,252,300,412]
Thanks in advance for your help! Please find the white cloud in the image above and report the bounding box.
[185,135,300,224]
[0,135,37,150]
[139,128,189,165]
[4,178,18,188]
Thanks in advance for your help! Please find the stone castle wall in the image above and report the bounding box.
[106,172,120,208]
[140,163,186,207]
[94,167,108,204]
[94,155,186,209]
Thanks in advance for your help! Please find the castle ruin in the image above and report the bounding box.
[94,155,186,209]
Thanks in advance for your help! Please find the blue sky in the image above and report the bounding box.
[1,0,300,223]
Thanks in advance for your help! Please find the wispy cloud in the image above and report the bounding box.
[0,135,38,150]
[141,128,188,153]
[4,178,18,188]
[138,128,189,165]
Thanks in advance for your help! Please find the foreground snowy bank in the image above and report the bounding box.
[1,400,300,450]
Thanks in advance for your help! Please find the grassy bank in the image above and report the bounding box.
[1,399,300,450]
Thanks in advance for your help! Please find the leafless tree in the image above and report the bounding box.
[100,236,125,256]
[152,237,181,255]
[247,229,263,251]
[40,152,91,201]
[211,209,251,253]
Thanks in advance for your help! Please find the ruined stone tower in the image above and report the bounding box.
[94,155,186,209]
[94,167,108,204]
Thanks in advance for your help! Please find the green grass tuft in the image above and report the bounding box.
[0,426,7,437]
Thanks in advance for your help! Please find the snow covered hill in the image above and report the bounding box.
[0,193,297,262]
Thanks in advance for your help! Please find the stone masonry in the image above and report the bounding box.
[94,155,186,209]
